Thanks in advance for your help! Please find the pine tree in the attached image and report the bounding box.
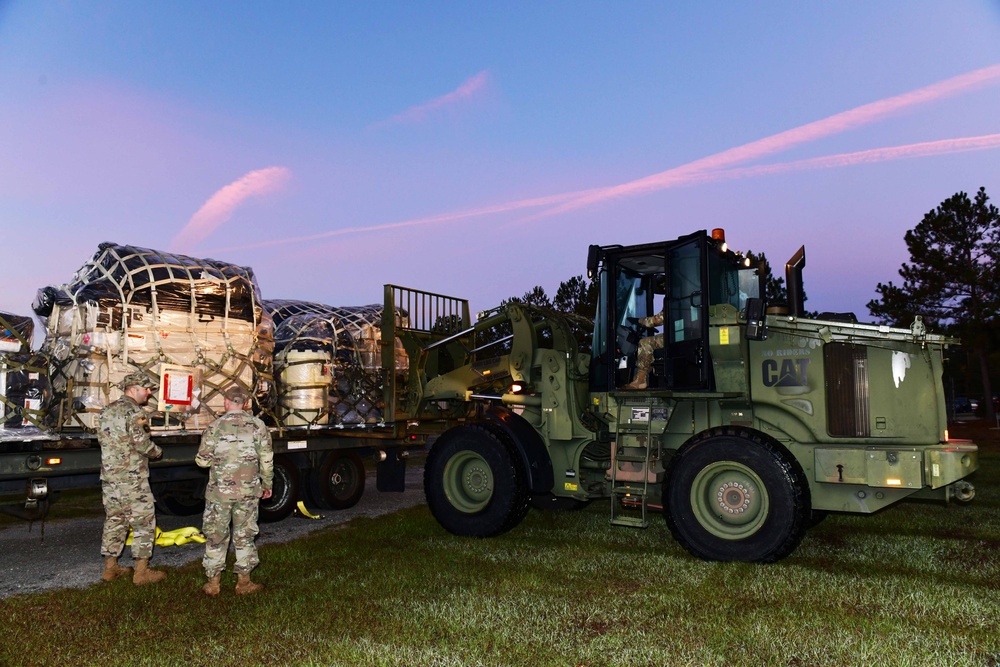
[867,187,1000,421]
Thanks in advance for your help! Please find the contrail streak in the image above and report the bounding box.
[208,133,1000,255]
[532,63,1000,218]
[206,189,583,254]
[374,70,490,128]
[661,134,1000,187]
[171,166,291,254]
[209,64,1000,254]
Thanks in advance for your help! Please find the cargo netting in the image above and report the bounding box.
[266,299,409,426]
[32,242,275,431]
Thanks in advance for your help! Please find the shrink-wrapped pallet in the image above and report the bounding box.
[266,300,408,426]
[32,243,274,431]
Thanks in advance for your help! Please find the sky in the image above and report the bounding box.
[2,2,999,334]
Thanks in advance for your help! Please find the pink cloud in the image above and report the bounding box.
[170,167,292,254]
[374,70,490,127]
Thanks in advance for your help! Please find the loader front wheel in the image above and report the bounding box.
[664,428,810,563]
[425,424,530,537]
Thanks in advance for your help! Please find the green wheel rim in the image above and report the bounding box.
[443,450,494,514]
[690,460,769,540]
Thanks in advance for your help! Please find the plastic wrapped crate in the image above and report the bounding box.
[0,352,51,428]
[0,311,34,354]
[32,242,274,431]
[266,300,408,426]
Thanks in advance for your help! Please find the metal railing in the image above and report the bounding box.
[386,285,469,334]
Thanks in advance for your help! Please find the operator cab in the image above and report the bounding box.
[588,229,760,392]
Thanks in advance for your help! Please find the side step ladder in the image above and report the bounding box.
[609,401,656,528]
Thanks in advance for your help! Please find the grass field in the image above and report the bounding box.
[1,423,997,667]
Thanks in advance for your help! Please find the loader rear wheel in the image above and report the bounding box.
[664,427,810,563]
[259,455,300,523]
[424,424,530,537]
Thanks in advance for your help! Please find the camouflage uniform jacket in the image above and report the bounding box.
[640,310,664,328]
[196,410,274,502]
[98,395,161,484]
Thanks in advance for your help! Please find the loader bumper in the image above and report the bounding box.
[924,441,978,489]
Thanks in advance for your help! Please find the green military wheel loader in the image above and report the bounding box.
[381,228,978,562]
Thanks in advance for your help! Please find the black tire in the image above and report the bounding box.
[153,480,206,517]
[308,451,366,510]
[259,455,300,523]
[424,424,530,537]
[664,427,810,563]
[808,509,828,528]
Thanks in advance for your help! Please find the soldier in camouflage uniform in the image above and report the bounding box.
[623,310,664,390]
[98,371,167,585]
[196,384,274,596]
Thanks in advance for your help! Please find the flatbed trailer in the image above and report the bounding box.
[0,423,430,523]
[0,284,472,523]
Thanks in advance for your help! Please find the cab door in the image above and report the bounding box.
[661,233,711,390]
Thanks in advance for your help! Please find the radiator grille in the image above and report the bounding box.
[825,343,870,437]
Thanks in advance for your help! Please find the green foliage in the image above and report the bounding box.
[552,275,598,354]
[745,249,823,318]
[2,444,999,666]
[868,187,1000,331]
[475,276,598,358]
[745,250,789,305]
[868,187,1000,416]
[430,313,464,335]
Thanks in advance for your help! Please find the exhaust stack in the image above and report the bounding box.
[785,246,806,317]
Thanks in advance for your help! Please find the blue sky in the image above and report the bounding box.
[2,2,999,327]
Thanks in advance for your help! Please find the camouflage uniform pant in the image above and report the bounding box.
[101,478,157,560]
[202,497,261,578]
[636,333,664,376]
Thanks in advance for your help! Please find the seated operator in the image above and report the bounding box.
[623,310,664,390]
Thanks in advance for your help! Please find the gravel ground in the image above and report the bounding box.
[0,466,425,599]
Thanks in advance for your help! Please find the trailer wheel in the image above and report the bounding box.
[424,424,530,537]
[308,451,366,510]
[259,455,300,523]
[153,480,206,517]
[664,427,810,563]
[154,490,205,517]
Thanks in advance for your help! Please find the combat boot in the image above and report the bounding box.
[202,574,221,597]
[623,369,648,390]
[133,558,167,585]
[102,556,133,582]
[235,573,263,595]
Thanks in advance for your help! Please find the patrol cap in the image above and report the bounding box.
[122,371,156,390]
[224,385,251,404]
